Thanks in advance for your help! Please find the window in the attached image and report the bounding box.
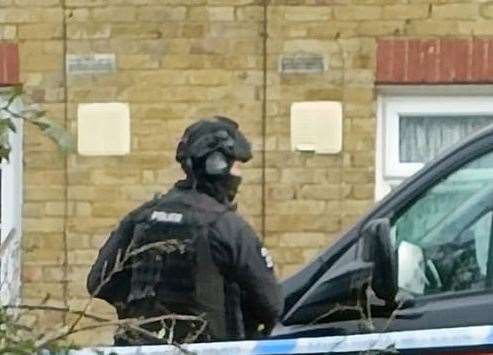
[0,91,23,305]
[393,150,493,296]
[376,92,493,200]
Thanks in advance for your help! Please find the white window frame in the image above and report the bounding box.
[376,86,493,201]
[0,90,23,305]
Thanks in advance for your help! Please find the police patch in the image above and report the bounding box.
[261,247,274,269]
[151,211,184,224]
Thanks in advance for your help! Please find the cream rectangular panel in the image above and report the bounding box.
[290,101,342,154]
[78,103,130,156]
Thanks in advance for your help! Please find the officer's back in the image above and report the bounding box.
[87,116,283,345]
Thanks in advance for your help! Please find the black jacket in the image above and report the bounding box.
[87,186,283,342]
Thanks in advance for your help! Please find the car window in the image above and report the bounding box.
[392,150,493,296]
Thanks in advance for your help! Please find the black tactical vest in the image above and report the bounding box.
[124,189,228,342]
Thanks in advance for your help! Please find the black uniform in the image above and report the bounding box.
[87,185,283,344]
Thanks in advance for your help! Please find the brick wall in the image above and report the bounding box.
[263,0,493,276]
[3,0,70,334]
[1,0,493,346]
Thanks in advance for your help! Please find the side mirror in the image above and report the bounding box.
[361,218,398,304]
[280,219,398,325]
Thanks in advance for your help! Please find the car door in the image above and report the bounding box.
[277,128,493,341]
[384,149,493,331]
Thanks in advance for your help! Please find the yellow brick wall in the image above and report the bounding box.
[1,0,491,346]
[8,0,70,333]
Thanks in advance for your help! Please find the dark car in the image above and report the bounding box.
[274,123,493,346]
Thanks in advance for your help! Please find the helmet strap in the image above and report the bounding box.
[184,157,198,189]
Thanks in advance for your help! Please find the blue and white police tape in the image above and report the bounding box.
[72,324,493,355]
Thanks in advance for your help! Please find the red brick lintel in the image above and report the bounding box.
[377,38,493,85]
[0,43,20,87]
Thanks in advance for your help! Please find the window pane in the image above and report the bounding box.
[393,150,493,295]
[399,115,493,163]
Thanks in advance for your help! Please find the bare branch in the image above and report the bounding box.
[33,239,206,351]
[310,303,362,325]
[37,313,206,347]
[0,234,205,353]
[168,318,176,345]
[183,316,209,344]
[4,304,109,323]
[68,239,183,335]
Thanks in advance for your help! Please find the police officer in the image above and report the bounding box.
[87,116,283,345]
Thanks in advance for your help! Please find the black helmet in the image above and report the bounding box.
[176,116,252,178]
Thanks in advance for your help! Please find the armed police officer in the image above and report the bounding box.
[87,116,283,345]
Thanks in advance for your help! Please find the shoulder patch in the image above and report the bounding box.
[151,211,184,224]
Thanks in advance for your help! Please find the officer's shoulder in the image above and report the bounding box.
[217,208,244,222]
[215,209,254,234]
[125,193,165,221]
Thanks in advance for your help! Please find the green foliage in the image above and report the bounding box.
[29,118,74,153]
[0,88,74,162]
[0,131,12,162]
[0,307,78,355]
[0,306,37,355]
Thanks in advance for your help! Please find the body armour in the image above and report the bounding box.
[87,186,283,345]
[125,188,228,342]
